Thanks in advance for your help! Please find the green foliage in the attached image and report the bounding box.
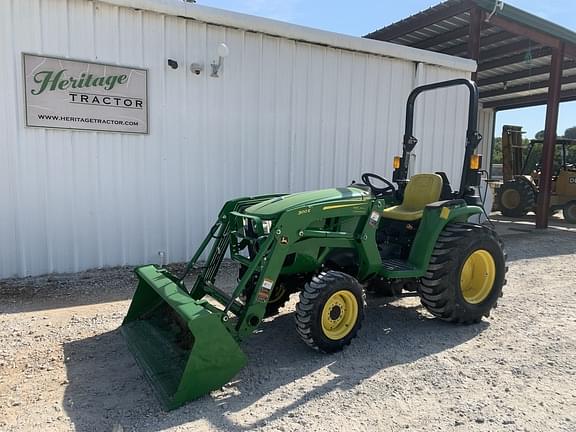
[532,127,576,140]
[523,142,543,173]
[522,141,576,174]
[565,142,576,165]
[564,126,576,139]
[492,137,502,163]
[493,125,576,174]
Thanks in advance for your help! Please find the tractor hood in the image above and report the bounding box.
[244,187,370,219]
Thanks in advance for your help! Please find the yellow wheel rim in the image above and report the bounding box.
[460,249,496,304]
[501,189,520,209]
[269,284,286,303]
[321,290,358,340]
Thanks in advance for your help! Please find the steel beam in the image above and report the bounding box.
[482,88,576,110]
[484,12,562,49]
[536,44,564,229]
[468,6,482,81]
[365,1,472,41]
[481,74,576,98]
[445,31,515,56]
[412,26,469,50]
[478,61,576,86]
[564,43,576,60]
[478,47,551,71]
[480,40,543,63]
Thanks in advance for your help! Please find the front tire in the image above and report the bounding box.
[295,271,365,353]
[420,223,506,324]
[497,179,536,217]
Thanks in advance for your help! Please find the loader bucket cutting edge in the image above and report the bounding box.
[121,265,247,410]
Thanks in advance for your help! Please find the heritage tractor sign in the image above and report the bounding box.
[23,53,148,133]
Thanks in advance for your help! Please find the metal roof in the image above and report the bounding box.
[365,0,576,111]
[99,0,476,72]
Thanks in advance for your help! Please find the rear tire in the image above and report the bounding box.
[497,179,536,217]
[563,201,576,224]
[295,271,365,353]
[420,223,506,324]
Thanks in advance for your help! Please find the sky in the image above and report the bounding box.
[197,0,576,139]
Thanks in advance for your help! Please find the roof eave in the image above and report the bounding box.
[95,0,477,72]
[474,0,576,46]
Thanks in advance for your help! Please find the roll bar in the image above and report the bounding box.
[395,79,483,197]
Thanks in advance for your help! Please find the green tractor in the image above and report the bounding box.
[121,79,506,410]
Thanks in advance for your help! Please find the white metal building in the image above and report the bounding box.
[0,0,480,278]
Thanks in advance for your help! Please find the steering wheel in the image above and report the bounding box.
[361,173,395,197]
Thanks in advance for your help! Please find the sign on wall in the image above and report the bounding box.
[23,53,148,134]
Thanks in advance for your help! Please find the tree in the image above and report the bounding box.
[492,137,502,163]
[564,126,576,139]
[492,127,576,175]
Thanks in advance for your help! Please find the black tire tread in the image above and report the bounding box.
[497,179,536,217]
[420,222,507,324]
[295,271,366,353]
[563,201,576,224]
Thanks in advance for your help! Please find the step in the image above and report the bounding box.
[380,258,416,272]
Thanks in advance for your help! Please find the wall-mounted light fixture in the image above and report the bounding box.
[210,43,230,78]
[167,59,178,69]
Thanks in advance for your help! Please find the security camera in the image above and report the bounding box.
[190,63,203,75]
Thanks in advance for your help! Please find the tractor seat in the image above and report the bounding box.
[383,173,443,221]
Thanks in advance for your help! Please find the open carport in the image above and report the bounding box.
[366,0,576,229]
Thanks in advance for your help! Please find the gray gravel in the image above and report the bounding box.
[1,217,575,432]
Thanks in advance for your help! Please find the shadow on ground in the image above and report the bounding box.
[62,298,487,431]
[0,263,186,314]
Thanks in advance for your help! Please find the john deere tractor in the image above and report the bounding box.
[121,79,506,410]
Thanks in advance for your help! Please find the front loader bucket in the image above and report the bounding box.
[121,265,247,410]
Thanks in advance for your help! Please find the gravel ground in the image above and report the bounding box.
[1,216,575,432]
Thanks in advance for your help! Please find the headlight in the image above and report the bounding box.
[262,220,272,235]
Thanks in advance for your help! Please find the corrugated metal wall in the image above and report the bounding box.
[0,0,471,278]
[478,107,496,169]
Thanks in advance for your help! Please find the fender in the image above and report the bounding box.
[406,200,482,276]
